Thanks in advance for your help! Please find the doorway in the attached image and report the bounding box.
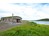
[16,19,20,23]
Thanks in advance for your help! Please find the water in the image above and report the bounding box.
[30,21,49,25]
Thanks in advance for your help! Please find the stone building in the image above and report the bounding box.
[1,16,22,23]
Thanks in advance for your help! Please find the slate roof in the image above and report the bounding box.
[1,16,22,19]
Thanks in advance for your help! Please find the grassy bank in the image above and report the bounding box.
[0,21,49,36]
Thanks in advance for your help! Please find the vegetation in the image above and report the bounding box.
[37,18,49,21]
[0,21,49,36]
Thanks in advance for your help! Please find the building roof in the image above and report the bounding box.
[1,16,22,19]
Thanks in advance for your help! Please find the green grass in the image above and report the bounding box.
[0,21,49,36]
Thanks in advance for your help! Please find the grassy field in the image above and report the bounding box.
[0,21,49,36]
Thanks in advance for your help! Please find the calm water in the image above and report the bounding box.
[30,21,49,25]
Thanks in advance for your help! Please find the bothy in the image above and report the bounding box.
[1,16,22,23]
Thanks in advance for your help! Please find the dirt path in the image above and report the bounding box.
[0,22,21,31]
[0,20,28,31]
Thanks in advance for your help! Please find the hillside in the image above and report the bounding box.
[0,21,49,36]
[37,18,49,21]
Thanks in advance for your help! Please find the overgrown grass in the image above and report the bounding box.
[0,21,49,36]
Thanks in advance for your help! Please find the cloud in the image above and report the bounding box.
[0,9,9,13]
[0,3,49,20]
[0,0,49,3]
[39,3,49,6]
[12,3,34,6]
[0,0,41,3]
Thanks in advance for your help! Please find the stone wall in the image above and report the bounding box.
[1,18,22,23]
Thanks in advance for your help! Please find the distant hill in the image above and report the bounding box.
[36,18,49,21]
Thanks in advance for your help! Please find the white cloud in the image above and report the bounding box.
[0,0,37,3]
[0,0,49,3]
[0,3,49,20]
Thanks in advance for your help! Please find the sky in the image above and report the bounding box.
[0,0,49,20]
